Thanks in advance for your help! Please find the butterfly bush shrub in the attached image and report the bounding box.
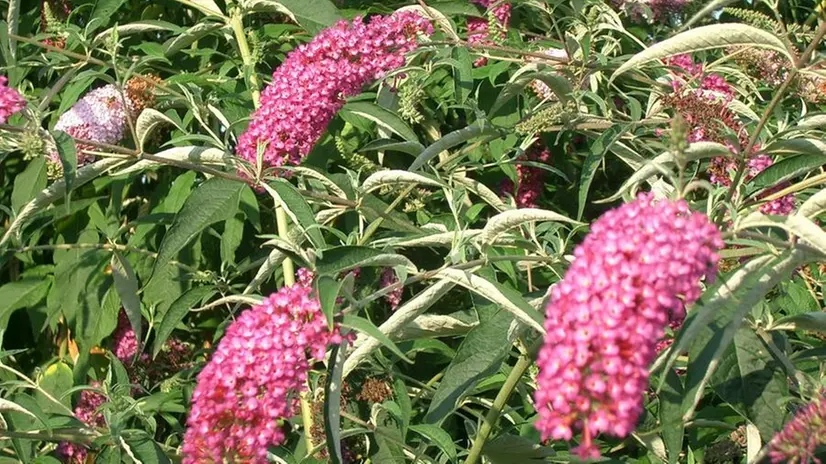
[2,1,826,463]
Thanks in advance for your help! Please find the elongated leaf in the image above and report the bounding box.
[135,109,182,150]
[245,0,342,35]
[602,142,730,202]
[737,212,826,256]
[316,246,416,276]
[315,275,351,330]
[153,286,216,357]
[452,47,473,103]
[36,362,72,414]
[763,138,826,157]
[612,24,790,79]
[397,4,458,40]
[324,344,346,464]
[710,327,788,440]
[112,146,230,177]
[11,158,46,214]
[434,268,544,333]
[794,114,826,131]
[410,424,457,462]
[770,311,826,332]
[750,154,826,191]
[799,188,826,218]
[426,304,515,423]
[0,278,50,330]
[360,139,426,157]
[148,178,244,288]
[490,72,571,116]
[362,170,443,193]
[479,208,580,247]
[679,0,739,30]
[53,131,77,198]
[88,0,128,31]
[452,175,509,211]
[0,398,37,421]
[578,125,625,219]
[264,179,325,249]
[172,0,224,17]
[679,250,807,422]
[163,22,224,56]
[341,315,413,363]
[342,102,418,142]
[1,157,127,248]
[483,434,555,463]
[659,369,685,464]
[111,252,142,352]
[343,280,455,378]
[94,20,182,44]
[410,122,498,171]
[122,432,172,464]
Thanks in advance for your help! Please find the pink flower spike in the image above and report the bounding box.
[0,76,25,124]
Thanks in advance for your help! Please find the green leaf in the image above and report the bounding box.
[1,158,125,248]
[122,432,172,464]
[78,288,119,353]
[315,275,350,330]
[362,170,443,194]
[479,208,581,247]
[264,179,325,249]
[490,71,572,116]
[409,121,498,171]
[359,139,426,157]
[135,109,182,150]
[452,47,473,104]
[770,311,826,332]
[426,306,514,423]
[341,315,413,364]
[710,327,788,441]
[392,377,411,439]
[88,0,129,31]
[11,158,46,214]
[93,20,183,45]
[659,369,685,464]
[611,23,790,80]
[111,252,142,351]
[483,434,555,463]
[148,178,244,286]
[315,246,416,276]
[53,131,77,201]
[578,125,625,220]
[410,424,457,462]
[171,0,224,17]
[0,278,50,331]
[323,344,346,464]
[36,362,72,415]
[153,286,216,358]
[750,154,826,191]
[341,102,418,142]
[245,0,342,35]
[221,215,244,265]
[434,268,544,333]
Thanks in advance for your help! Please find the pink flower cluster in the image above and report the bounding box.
[56,383,106,463]
[0,76,25,124]
[534,193,722,459]
[380,268,403,310]
[467,0,511,66]
[181,280,345,463]
[768,391,826,463]
[53,84,131,166]
[708,153,796,216]
[501,145,552,208]
[236,13,432,172]
[667,54,734,101]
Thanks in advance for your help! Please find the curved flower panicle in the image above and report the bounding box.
[534,193,722,458]
[0,76,26,124]
[768,391,826,464]
[235,12,432,172]
[181,282,345,463]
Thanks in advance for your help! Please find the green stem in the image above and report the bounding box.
[464,352,533,464]
[229,10,261,108]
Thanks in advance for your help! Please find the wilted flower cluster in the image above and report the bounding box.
[467,0,511,66]
[501,145,552,208]
[235,13,432,173]
[56,383,106,463]
[51,76,157,170]
[534,193,722,459]
[0,76,25,124]
[730,46,791,87]
[380,268,403,310]
[768,391,826,463]
[181,278,345,463]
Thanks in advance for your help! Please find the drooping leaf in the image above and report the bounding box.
[264,179,326,249]
[478,208,581,247]
[0,278,50,331]
[53,131,77,201]
[323,344,346,464]
[341,102,418,142]
[11,158,46,214]
[659,369,685,464]
[88,0,129,31]
[111,252,142,350]
[35,362,73,415]
[362,170,443,194]
[153,286,216,358]
[410,424,458,462]
[409,122,499,171]
[315,246,416,276]
[245,0,342,35]
[612,23,790,79]
[490,71,572,116]
[750,154,826,191]
[341,315,413,364]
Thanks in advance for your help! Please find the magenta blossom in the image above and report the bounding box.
[768,391,826,463]
[56,383,106,463]
[380,268,403,310]
[181,282,346,463]
[0,76,25,124]
[235,13,432,173]
[534,193,722,458]
[501,145,552,208]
